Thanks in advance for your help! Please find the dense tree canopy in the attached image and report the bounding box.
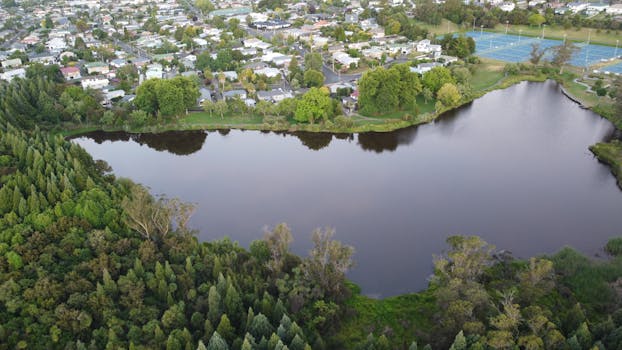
[134,76,200,117]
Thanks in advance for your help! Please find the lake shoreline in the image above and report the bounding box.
[62,72,549,138]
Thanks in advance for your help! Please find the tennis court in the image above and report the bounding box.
[464,31,621,67]
[599,62,622,75]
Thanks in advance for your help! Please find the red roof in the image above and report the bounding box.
[60,66,80,74]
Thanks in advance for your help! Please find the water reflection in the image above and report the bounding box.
[72,130,208,156]
[357,127,419,153]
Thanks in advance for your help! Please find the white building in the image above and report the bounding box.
[0,68,26,82]
[1,58,21,69]
[567,2,588,13]
[145,63,163,80]
[46,37,67,52]
[254,67,281,78]
[81,76,109,90]
[416,39,442,58]
[244,38,272,50]
[606,4,622,14]
[332,51,360,67]
[498,2,516,11]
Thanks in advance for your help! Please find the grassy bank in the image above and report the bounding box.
[590,140,622,189]
[330,285,437,349]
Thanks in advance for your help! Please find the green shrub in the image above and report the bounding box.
[605,237,622,257]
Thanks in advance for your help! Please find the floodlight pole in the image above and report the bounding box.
[587,29,591,45]
[505,21,509,34]
[616,40,619,57]
[518,29,522,43]
[480,25,483,37]
[563,33,567,44]
[541,24,545,39]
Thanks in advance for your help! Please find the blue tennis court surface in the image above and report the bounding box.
[464,31,621,67]
[600,62,622,75]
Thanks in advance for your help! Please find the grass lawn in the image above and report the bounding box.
[590,140,622,189]
[181,112,263,126]
[471,59,506,91]
[414,19,461,36]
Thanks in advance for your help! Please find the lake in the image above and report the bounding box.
[72,81,622,298]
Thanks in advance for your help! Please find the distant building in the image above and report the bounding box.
[222,89,247,100]
[60,66,82,80]
[0,68,26,82]
[1,58,22,69]
[85,61,110,75]
[607,4,622,14]
[256,88,293,103]
[81,76,109,89]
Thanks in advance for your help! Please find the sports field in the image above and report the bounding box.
[465,31,621,67]
[599,62,622,75]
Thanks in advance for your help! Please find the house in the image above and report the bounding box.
[110,58,128,68]
[145,63,163,79]
[222,89,247,100]
[362,47,384,60]
[221,71,238,81]
[586,3,608,14]
[131,57,150,68]
[46,37,67,52]
[0,68,26,82]
[104,89,125,101]
[254,67,281,78]
[198,87,212,104]
[29,52,57,65]
[498,2,516,11]
[345,13,359,23]
[416,39,442,58]
[410,62,443,74]
[261,51,292,66]
[606,4,622,14]
[256,88,293,103]
[81,76,109,89]
[60,66,82,80]
[333,51,360,67]
[567,2,588,13]
[85,61,110,75]
[1,58,22,69]
[244,38,272,50]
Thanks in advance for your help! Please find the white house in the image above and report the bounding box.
[256,88,293,103]
[0,68,26,82]
[254,67,281,78]
[567,2,588,13]
[244,38,272,50]
[46,37,67,52]
[498,2,516,11]
[145,63,163,80]
[410,62,443,74]
[1,58,21,69]
[104,89,125,101]
[416,39,442,58]
[81,76,109,89]
[606,4,622,14]
[332,51,360,67]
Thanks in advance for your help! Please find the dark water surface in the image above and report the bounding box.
[72,81,622,297]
